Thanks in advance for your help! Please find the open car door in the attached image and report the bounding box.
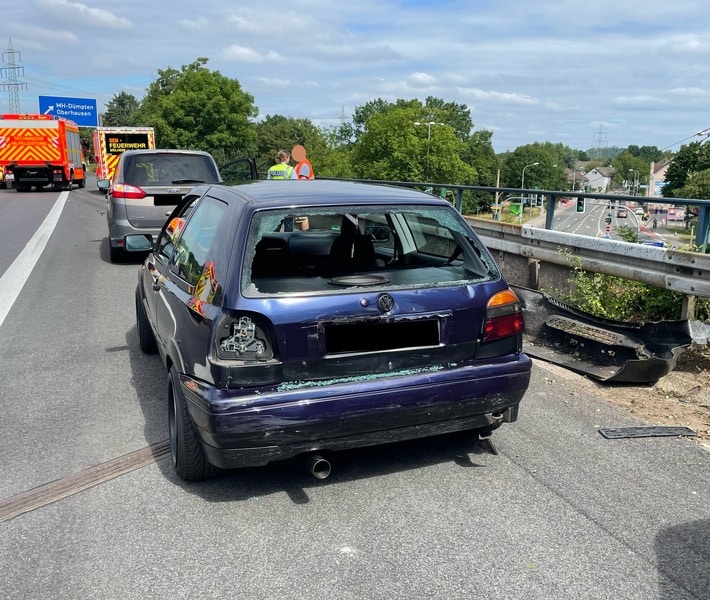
[219,158,258,185]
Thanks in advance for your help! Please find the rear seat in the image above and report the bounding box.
[251,232,339,277]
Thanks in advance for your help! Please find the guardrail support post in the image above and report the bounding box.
[545,194,558,230]
[696,206,710,252]
[681,295,698,320]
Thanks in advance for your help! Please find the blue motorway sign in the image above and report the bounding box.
[38,96,98,127]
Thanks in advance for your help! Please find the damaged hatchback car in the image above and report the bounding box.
[132,180,531,480]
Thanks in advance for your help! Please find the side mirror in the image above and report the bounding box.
[124,234,153,252]
[97,178,110,191]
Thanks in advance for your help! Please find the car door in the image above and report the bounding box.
[142,193,203,353]
[219,158,258,184]
[153,194,233,372]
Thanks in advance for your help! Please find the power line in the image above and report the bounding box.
[660,129,710,151]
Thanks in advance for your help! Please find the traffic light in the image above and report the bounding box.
[576,198,586,213]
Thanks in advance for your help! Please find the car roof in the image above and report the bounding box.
[119,148,214,158]
[203,180,453,210]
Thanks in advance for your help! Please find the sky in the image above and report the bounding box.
[3,0,710,154]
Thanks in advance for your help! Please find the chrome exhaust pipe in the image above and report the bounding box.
[305,454,331,480]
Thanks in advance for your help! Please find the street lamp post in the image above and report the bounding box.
[520,162,539,222]
[414,121,445,181]
[628,169,639,196]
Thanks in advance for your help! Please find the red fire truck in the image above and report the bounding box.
[92,126,155,190]
[0,114,86,192]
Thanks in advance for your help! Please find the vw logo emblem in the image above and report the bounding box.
[377,293,395,313]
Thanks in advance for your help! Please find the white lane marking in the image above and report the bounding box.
[0,192,69,327]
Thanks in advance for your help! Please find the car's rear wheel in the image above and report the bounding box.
[168,365,216,481]
[108,242,123,263]
[135,286,157,354]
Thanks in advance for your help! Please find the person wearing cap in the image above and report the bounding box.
[266,150,297,179]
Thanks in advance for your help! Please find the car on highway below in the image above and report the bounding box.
[106,149,256,262]
[617,207,628,218]
[130,180,532,480]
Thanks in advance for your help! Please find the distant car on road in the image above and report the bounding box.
[131,180,532,480]
[617,208,628,218]
[106,149,256,262]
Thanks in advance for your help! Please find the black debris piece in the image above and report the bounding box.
[598,426,697,439]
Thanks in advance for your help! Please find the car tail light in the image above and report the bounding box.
[111,182,146,199]
[483,288,524,342]
[215,314,275,361]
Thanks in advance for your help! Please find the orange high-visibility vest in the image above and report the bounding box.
[294,159,314,179]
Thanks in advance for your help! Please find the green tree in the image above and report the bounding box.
[663,141,710,197]
[501,143,565,190]
[351,106,476,184]
[349,97,473,145]
[134,57,258,164]
[626,144,666,163]
[674,168,710,199]
[102,91,140,126]
[610,151,648,192]
[317,126,355,178]
[461,130,501,213]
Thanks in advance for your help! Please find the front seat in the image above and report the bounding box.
[329,215,376,269]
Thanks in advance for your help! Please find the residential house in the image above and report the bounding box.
[584,166,616,192]
[649,157,671,197]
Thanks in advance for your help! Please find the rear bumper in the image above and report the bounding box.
[180,354,531,468]
[107,210,160,247]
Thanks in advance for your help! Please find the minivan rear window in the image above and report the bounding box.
[123,154,220,186]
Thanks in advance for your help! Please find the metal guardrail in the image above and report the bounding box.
[467,219,710,298]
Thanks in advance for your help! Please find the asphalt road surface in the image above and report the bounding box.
[0,182,708,600]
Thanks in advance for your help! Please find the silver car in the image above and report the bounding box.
[106,149,256,262]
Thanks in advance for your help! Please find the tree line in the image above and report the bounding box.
[97,57,706,212]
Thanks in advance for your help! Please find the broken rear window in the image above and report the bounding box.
[242,204,499,297]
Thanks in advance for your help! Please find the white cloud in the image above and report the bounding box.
[458,87,540,106]
[409,72,437,87]
[220,45,282,63]
[257,77,292,88]
[39,0,130,28]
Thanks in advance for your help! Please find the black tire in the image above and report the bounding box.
[78,177,85,188]
[135,286,157,354]
[108,242,123,263]
[168,365,216,481]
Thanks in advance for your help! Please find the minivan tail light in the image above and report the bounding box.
[483,288,524,342]
[111,182,146,199]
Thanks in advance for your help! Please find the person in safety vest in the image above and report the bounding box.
[266,150,297,179]
[292,144,314,179]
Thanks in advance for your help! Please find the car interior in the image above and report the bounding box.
[246,208,495,294]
